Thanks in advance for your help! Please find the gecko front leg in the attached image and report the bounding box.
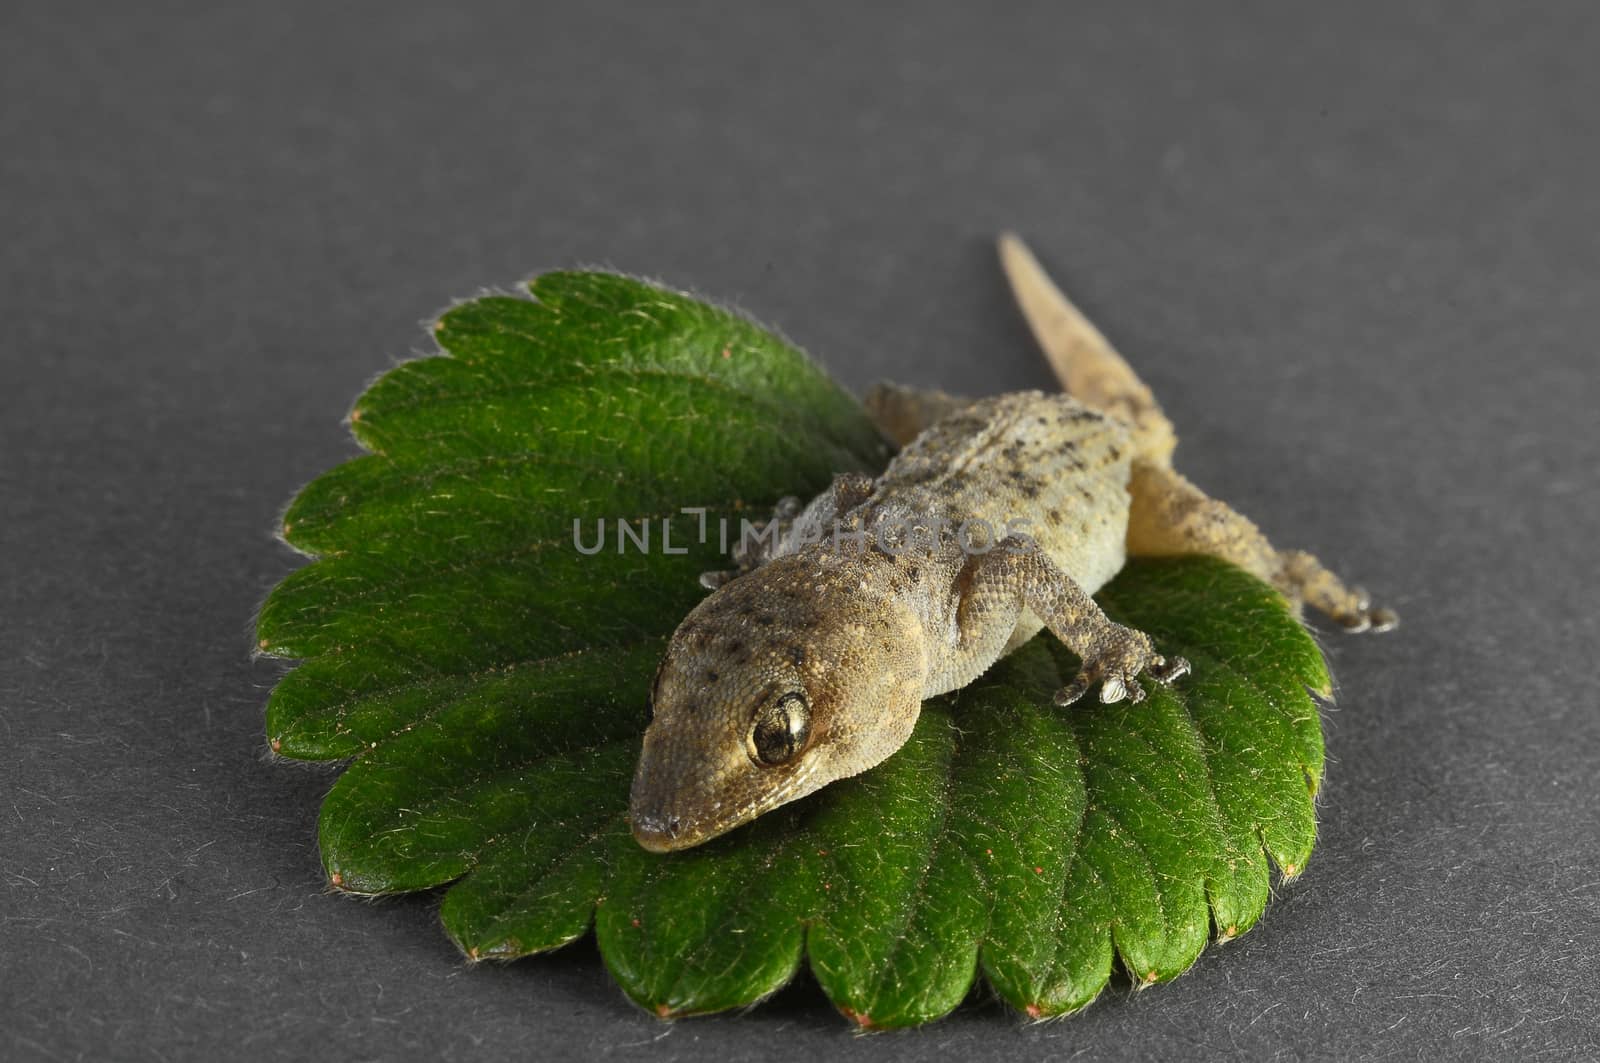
[698,493,802,590]
[698,472,877,589]
[948,535,1189,705]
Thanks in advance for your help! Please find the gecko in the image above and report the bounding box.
[629,235,1396,853]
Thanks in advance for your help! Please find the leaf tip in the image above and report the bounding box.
[839,1006,877,1031]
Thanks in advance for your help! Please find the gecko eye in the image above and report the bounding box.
[747,691,810,767]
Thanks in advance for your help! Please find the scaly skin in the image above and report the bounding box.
[629,237,1396,853]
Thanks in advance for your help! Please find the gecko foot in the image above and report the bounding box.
[1333,587,1400,634]
[1148,654,1192,685]
[1053,628,1190,707]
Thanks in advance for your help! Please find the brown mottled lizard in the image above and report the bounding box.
[629,235,1396,852]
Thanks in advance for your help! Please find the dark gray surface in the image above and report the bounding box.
[3,2,1597,1059]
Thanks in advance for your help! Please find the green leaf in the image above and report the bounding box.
[259,270,1332,1028]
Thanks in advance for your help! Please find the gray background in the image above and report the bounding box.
[3,2,1596,1059]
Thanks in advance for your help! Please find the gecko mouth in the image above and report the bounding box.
[630,812,688,853]
[630,804,746,854]
[629,798,770,853]
[629,764,820,853]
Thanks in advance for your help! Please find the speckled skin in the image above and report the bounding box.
[629,236,1395,853]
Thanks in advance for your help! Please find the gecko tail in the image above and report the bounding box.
[998,233,1177,467]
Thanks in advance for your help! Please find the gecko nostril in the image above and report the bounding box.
[666,816,681,835]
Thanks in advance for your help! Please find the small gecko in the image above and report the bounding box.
[629,235,1396,853]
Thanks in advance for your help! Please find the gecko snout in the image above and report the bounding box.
[627,755,691,852]
[629,810,684,854]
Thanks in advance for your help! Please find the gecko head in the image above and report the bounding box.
[629,553,927,853]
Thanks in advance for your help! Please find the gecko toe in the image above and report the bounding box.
[1054,675,1092,706]
[698,569,736,591]
[1337,598,1399,633]
[1335,586,1402,634]
[1149,655,1191,685]
[1368,607,1399,632]
[1100,675,1128,703]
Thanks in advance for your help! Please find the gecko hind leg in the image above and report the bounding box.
[1125,460,1398,632]
[952,535,1190,706]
